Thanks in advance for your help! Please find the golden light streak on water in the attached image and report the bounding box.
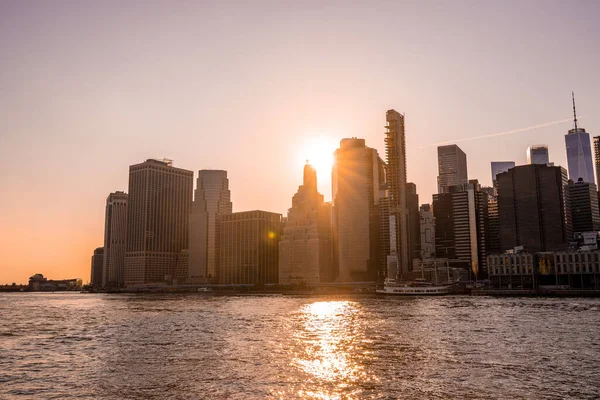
[291,301,375,399]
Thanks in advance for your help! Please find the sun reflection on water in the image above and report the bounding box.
[290,301,375,399]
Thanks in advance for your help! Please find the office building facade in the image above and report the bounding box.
[219,210,281,284]
[497,164,571,253]
[102,191,128,288]
[188,170,232,283]
[91,247,104,288]
[406,182,421,264]
[332,138,384,282]
[594,136,600,187]
[437,144,468,193]
[419,204,435,259]
[433,182,489,277]
[567,180,600,234]
[279,163,333,285]
[124,159,193,286]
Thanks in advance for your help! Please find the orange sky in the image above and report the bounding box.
[1,1,600,284]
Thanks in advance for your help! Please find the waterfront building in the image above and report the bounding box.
[219,210,281,284]
[487,250,600,290]
[526,145,550,165]
[332,138,384,282]
[497,164,571,253]
[102,191,128,288]
[437,144,468,194]
[565,95,595,183]
[433,181,489,277]
[406,182,421,264]
[91,247,104,288]
[567,179,600,234]
[384,110,410,277]
[124,159,193,286]
[279,163,333,285]
[419,204,435,259]
[28,274,82,291]
[188,170,232,283]
[378,197,391,281]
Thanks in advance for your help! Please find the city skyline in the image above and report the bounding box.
[2,1,600,284]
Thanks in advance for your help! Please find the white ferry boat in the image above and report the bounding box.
[376,278,453,296]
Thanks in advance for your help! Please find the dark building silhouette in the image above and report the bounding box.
[90,247,104,288]
[124,159,193,286]
[487,199,500,254]
[498,164,571,252]
[406,182,421,264]
[219,210,281,284]
[567,179,600,234]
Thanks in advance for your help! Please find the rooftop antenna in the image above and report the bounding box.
[572,91,579,131]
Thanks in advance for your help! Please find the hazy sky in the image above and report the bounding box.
[1,0,599,284]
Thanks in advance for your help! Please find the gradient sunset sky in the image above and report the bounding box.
[1,1,600,284]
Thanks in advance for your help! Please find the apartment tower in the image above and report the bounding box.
[384,110,410,278]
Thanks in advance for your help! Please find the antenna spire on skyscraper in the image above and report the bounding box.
[572,91,578,131]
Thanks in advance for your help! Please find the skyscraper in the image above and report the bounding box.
[406,182,421,263]
[279,163,333,285]
[332,138,384,282]
[124,159,193,286]
[565,94,595,183]
[437,144,468,193]
[188,170,232,283]
[498,164,571,252]
[384,110,409,277]
[433,182,489,277]
[567,180,600,234]
[526,145,550,165]
[91,247,104,288]
[419,204,435,260]
[219,210,281,284]
[102,191,128,288]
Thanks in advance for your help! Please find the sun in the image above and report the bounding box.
[298,135,338,181]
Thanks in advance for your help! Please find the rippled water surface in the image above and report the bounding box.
[2,293,600,399]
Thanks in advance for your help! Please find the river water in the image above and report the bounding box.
[1,293,599,399]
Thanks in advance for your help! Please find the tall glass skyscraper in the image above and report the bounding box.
[565,94,595,183]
